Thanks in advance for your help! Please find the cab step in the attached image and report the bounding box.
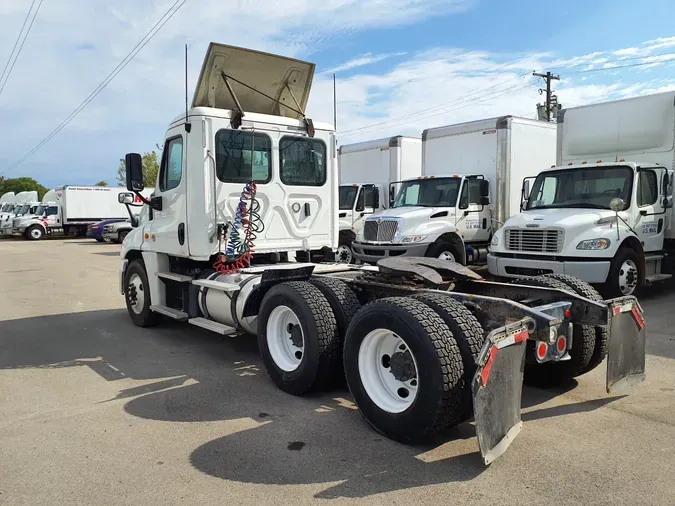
[156,272,194,283]
[188,317,236,335]
[645,273,672,284]
[150,304,189,321]
[192,279,239,292]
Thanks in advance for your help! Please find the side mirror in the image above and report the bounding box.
[118,192,135,205]
[610,197,626,213]
[125,153,144,192]
[522,179,531,200]
[373,192,380,209]
[663,196,673,209]
[389,185,395,206]
[478,180,490,206]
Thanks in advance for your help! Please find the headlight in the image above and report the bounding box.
[491,234,499,246]
[576,238,611,250]
[399,235,427,244]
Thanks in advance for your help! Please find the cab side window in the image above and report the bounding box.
[459,179,483,209]
[355,187,379,212]
[159,137,183,191]
[637,170,658,206]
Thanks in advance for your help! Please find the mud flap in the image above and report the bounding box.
[606,297,646,394]
[472,320,530,465]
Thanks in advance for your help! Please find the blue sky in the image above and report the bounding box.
[1,0,675,189]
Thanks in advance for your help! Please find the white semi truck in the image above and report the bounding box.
[14,186,154,240]
[488,91,675,297]
[351,116,557,266]
[116,42,646,466]
[335,136,422,263]
[0,191,40,236]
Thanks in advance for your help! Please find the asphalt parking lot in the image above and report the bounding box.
[1,239,674,505]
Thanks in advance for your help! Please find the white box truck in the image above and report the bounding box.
[488,91,675,297]
[114,42,645,466]
[351,116,557,265]
[335,135,422,262]
[14,186,154,240]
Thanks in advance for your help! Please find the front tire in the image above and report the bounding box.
[257,281,341,395]
[425,241,461,263]
[124,260,162,327]
[25,225,45,241]
[343,297,465,444]
[604,248,640,297]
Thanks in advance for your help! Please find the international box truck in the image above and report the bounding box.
[351,116,557,265]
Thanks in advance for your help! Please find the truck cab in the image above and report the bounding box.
[337,183,385,262]
[352,174,491,265]
[0,200,40,236]
[488,161,674,296]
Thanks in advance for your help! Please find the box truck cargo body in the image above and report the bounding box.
[14,186,155,240]
[488,91,675,297]
[352,116,557,265]
[335,135,422,262]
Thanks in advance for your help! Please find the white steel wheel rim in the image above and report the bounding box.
[336,244,353,264]
[127,273,145,314]
[267,305,304,372]
[618,259,638,295]
[30,228,42,239]
[438,250,455,261]
[358,329,419,413]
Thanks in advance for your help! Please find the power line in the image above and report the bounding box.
[0,0,44,97]
[3,0,189,174]
[339,71,533,135]
[564,57,675,75]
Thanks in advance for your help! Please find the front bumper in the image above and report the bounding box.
[102,231,117,241]
[487,253,611,284]
[352,241,430,263]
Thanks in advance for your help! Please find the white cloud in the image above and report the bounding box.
[322,52,407,74]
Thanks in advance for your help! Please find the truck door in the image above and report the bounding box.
[457,177,490,244]
[352,184,379,234]
[148,129,189,256]
[635,167,666,253]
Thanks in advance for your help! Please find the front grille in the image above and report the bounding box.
[12,218,21,228]
[505,228,563,253]
[364,220,398,242]
[103,225,113,233]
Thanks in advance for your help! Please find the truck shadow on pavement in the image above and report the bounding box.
[0,309,627,499]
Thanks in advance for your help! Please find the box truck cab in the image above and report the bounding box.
[336,136,422,263]
[351,116,556,265]
[488,91,675,297]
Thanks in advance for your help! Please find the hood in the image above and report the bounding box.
[368,206,453,221]
[506,208,616,229]
[192,43,315,120]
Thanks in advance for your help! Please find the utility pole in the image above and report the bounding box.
[533,71,560,121]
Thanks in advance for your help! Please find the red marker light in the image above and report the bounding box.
[557,336,567,353]
[536,342,548,360]
[564,309,571,319]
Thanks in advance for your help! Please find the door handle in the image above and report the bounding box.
[178,223,185,245]
[304,203,311,216]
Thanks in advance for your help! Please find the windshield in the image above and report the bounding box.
[34,205,46,216]
[339,186,358,210]
[393,177,461,208]
[2,204,15,213]
[527,166,633,211]
[15,205,29,215]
